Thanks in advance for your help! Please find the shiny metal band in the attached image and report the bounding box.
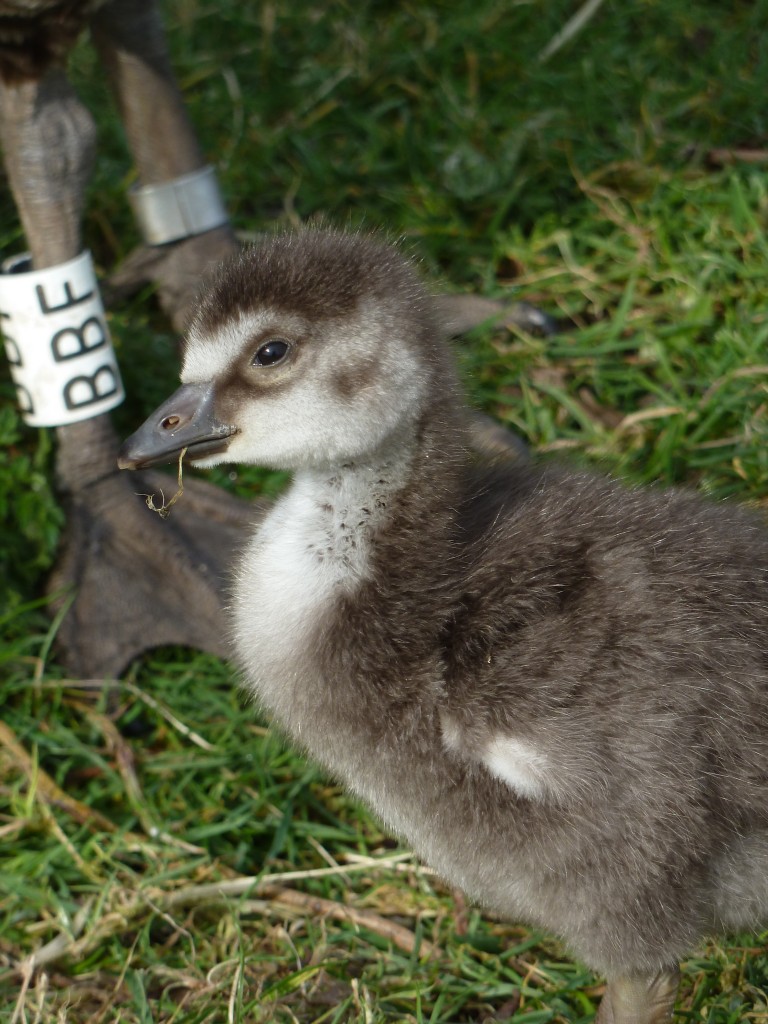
[129,165,228,245]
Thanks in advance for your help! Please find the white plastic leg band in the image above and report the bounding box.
[0,251,124,427]
[129,165,229,245]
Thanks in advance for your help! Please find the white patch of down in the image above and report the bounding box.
[232,440,414,724]
[232,477,361,711]
[482,734,554,801]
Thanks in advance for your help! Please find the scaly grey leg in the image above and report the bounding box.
[0,70,95,265]
[91,0,236,331]
[0,68,118,488]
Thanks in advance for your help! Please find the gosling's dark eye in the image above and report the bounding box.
[253,339,290,367]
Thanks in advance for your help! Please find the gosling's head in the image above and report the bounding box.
[118,229,448,473]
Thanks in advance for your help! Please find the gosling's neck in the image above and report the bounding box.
[293,425,419,561]
[278,387,468,559]
[233,398,469,717]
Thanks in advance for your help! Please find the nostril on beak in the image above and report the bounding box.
[161,414,182,430]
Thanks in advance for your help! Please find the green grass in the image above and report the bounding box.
[3,0,768,1020]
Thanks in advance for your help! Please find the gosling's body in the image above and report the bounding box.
[119,230,768,1022]
[235,426,768,977]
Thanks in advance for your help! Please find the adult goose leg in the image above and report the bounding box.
[91,0,237,332]
[595,970,680,1024]
[0,62,253,678]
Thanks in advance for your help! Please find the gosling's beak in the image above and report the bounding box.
[117,382,236,470]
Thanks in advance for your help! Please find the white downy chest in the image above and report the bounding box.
[231,455,409,724]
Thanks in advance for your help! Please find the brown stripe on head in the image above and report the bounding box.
[189,229,431,342]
